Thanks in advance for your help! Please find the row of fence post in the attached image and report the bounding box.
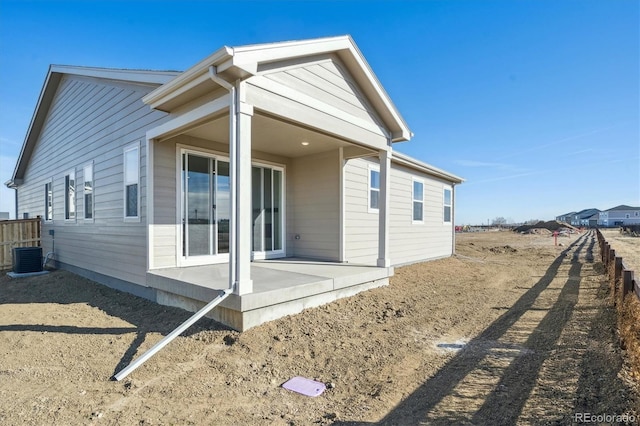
[596,229,636,305]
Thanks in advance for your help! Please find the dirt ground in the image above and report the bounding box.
[601,229,640,273]
[0,230,637,425]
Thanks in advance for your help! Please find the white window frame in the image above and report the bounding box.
[176,145,287,267]
[443,187,452,224]
[83,162,94,221]
[44,178,53,222]
[64,169,76,222]
[123,142,140,221]
[412,178,424,224]
[368,165,380,213]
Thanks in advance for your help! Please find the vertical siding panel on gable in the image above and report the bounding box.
[17,75,169,286]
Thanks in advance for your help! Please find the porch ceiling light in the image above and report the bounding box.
[301,141,310,146]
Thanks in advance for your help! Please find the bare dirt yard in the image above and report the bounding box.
[1,230,638,425]
[601,229,640,273]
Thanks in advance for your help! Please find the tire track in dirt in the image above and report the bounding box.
[358,231,627,425]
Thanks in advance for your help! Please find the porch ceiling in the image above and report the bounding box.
[184,112,365,158]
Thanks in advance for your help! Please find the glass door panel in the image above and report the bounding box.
[186,154,211,256]
[216,160,230,254]
[252,165,283,255]
[273,170,282,251]
[252,167,263,251]
[263,168,273,251]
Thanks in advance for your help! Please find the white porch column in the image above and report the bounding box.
[377,147,392,267]
[234,91,254,295]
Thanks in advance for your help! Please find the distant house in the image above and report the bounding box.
[598,205,640,227]
[5,36,464,330]
[571,208,600,227]
[556,211,576,223]
[586,213,599,228]
[557,208,600,227]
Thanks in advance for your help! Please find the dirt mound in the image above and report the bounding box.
[522,228,552,235]
[514,220,578,233]
[487,245,518,254]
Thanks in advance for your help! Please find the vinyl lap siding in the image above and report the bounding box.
[151,135,232,268]
[344,157,453,266]
[344,158,379,264]
[389,164,453,265]
[264,58,385,130]
[289,151,340,260]
[17,75,168,285]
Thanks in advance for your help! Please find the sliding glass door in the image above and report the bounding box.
[182,152,230,259]
[181,151,284,264]
[252,165,284,258]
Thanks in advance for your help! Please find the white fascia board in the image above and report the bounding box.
[393,151,465,184]
[11,67,60,182]
[50,65,179,85]
[232,36,352,65]
[342,39,412,142]
[142,47,233,107]
[146,93,231,141]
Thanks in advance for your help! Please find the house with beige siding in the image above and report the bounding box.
[7,36,463,330]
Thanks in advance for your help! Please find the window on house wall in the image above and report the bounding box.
[444,188,452,223]
[124,144,139,219]
[64,170,75,220]
[84,163,93,220]
[44,181,52,221]
[369,167,380,211]
[635,211,639,217]
[412,179,424,222]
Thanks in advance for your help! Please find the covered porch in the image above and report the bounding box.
[147,259,393,331]
[142,36,411,330]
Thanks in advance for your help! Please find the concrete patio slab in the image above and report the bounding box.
[146,258,393,330]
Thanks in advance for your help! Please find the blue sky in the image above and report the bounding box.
[0,0,638,224]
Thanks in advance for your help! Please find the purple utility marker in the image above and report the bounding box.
[282,376,326,397]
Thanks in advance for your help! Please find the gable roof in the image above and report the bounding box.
[143,35,412,143]
[8,66,179,185]
[605,204,640,211]
[575,208,600,219]
[557,211,576,217]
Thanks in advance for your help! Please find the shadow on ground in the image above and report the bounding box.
[0,270,232,378]
[337,231,632,425]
